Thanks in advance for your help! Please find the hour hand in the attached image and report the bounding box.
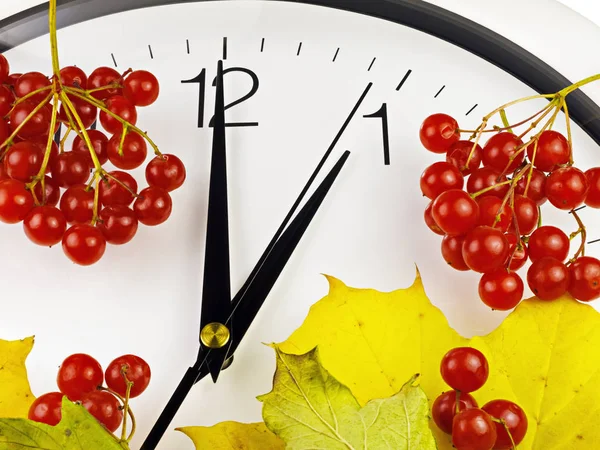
[200,59,231,381]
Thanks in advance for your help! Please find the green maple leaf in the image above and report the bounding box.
[0,397,127,450]
[257,345,437,450]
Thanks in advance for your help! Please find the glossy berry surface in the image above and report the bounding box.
[478,269,524,311]
[527,256,570,301]
[452,408,497,450]
[134,186,172,226]
[432,390,478,435]
[482,132,524,173]
[14,71,51,103]
[476,196,512,232]
[28,392,63,426]
[462,226,510,273]
[99,171,138,206]
[87,66,122,100]
[145,154,187,192]
[482,399,528,449]
[59,184,95,223]
[105,354,151,398]
[107,131,147,170]
[123,70,160,106]
[515,167,547,205]
[505,233,528,271]
[98,205,138,245]
[446,140,482,175]
[81,390,123,433]
[512,195,538,235]
[466,167,509,198]
[56,353,103,401]
[72,129,109,166]
[419,113,459,153]
[431,189,479,236]
[440,347,489,393]
[420,161,463,200]
[585,167,600,208]
[568,256,600,302]
[545,166,589,210]
[62,224,106,266]
[0,179,34,224]
[424,201,444,235]
[4,141,43,182]
[99,95,137,134]
[441,235,469,271]
[10,100,51,138]
[33,175,61,207]
[527,226,570,262]
[526,130,570,172]
[51,152,91,188]
[23,206,67,246]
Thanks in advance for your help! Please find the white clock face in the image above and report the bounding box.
[1,1,599,448]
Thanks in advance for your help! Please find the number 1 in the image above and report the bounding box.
[364,103,391,165]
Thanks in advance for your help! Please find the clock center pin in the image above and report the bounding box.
[200,322,231,349]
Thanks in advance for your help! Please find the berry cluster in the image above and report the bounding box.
[420,109,600,310]
[0,51,186,266]
[433,347,527,450]
[28,353,150,438]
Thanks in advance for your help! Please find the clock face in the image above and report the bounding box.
[1,1,599,448]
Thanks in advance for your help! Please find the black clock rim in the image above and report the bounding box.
[1,0,599,145]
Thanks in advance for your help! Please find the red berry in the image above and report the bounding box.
[33,176,61,206]
[98,205,138,245]
[419,113,459,153]
[6,73,21,87]
[476,196,512,232]
[420,162,463,200]
[568,256,600,302]
[528,226,569,262]
[482,132,524,173]
[0,85,15,117]
[482,399,528,449]
[0,119,9,147]
[56,353,104,401]
[431,189,479,236]
[526,130,570,172]
[441,347,489,393]
[88,67,122,100]
[123,70,160,106]
[23,206,66,246]
[10,100,51,138]
[28,392,63,426]
[107,131,147,170]
[29,135,59,174]
[62,224,106,266]
[14,72,50,103]
[0,179,34,223]
[478,270,524,310]
[462,226,510,273]
[515,167,547,205]
[51,152,91,188]
[0,55,9,83]
[527,256,570,301]
[60,184,95,223]
[145,154,186,192]
[105,354,151,398]
[446,140,482,175]
[432,391,478,435]
[99,95,137,135]
[512,195,538,235]
[452,408,497,450]
[467,167,509,198]
[424,201,444,235]
[545,166,589,211]
[81,390,123,433]
[585,167,600,208]
[441,235,469,271]
[505,233,528,271]
[59,96,97,130]
[99,171,137,206]
[72,129,109,166]
[134,186,172,226]
[4,141,42,182]
[0,163,6,181]
[59,65,87,89]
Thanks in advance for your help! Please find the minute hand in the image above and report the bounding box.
[206,150,351,374]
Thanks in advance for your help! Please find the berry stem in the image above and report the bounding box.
[454,390,462,415]
[11,85,53,108]
[98,386,136,445]
[500,109,513,133]
[561,100,574,164]
[120,370,135,442]
[0,92,53,152]
[470,178,513,198]
[490,417,517,449]
[92,174,101,225]
[48,0,61,77]
[59,91,103,172]
[118,125,129,157]
[569,209,586,260]
[558,73,600,96]
[59,126,72,153]
[104,171,139,198]
[64,87,163,157]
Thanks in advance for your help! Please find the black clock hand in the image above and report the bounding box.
[199,59,231,382]
[140,150,350,450]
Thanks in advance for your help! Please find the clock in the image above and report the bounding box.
[0,0,599,449]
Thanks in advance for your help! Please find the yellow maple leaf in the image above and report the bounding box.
[177,422,284,449]
[0,336,35,418]
[279,271,600,449]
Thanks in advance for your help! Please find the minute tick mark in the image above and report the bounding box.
[466,104,478,116]
[260,38,265,52]
[186,39,190,54]
[223,37,228,60]
[148,44,154,59]
[297,42,303,56]
[332,47,340,62]
[588,238,600,245]
[367,57,376,72]
[434,85,446,98]
[111,53,118,67]
[396,69,412,91]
